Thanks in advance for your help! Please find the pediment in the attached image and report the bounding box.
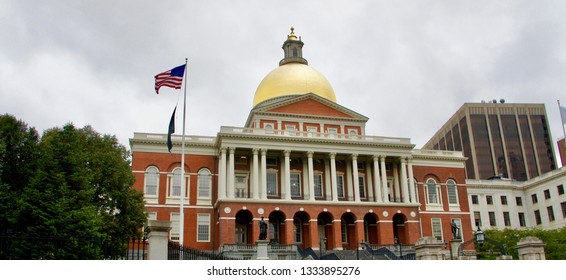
[251,93,368,120]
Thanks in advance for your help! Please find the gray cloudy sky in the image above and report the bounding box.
[2,0,566,162]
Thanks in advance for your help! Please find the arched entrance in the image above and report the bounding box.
[317,212,334,251]
[235,210,253,244]
[341,212,357,249]
[268,211,286,244]
[363,213,379,244]
[392,213,407,244]
[293,211,310,249]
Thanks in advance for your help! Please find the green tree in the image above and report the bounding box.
[0,114,40,236]
[2,121,146,259]
[477,227,566,260]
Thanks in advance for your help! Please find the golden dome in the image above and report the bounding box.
[253,63,337,107]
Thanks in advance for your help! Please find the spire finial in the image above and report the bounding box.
[288,26,298,40]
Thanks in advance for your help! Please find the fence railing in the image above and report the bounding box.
[0,234,146,260]
[168,241,241,260]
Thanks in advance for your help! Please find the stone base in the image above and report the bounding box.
[256,239,269,260]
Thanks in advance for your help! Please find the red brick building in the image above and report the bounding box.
[130,28,473,257]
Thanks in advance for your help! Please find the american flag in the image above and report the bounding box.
[154,64,186,94]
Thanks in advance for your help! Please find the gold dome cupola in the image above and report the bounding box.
[253,27,337,107]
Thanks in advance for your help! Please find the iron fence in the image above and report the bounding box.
[168,241,241,260]
[0,234,146,260]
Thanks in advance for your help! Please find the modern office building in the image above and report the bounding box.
[130,29,473,258]
[467,166,566,231]
[423,102,557,181]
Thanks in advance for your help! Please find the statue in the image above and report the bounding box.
[451,219,459,239]
[259,217,268,240]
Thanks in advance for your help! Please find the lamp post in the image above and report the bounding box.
[475,226,485,246]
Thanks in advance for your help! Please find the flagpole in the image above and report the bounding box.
[559,100,566,141]
[179,58,188,249]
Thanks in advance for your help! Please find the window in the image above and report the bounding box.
[235,174,248,198]
[264,123,274,131]
[341,220,347,243]
[147,212,157,221]
[286,125,296,136]
[314,174,323,198]
[544,189,551,200]
[358,176,366,198]
[501,196,508,205]
[197,214,210,242]
[446,180,458,205]
[144,166,159,198]
[290,173,301,197]
[266,171,278,196]
[426,179,440,204]
[531,194,538,204]
[503,212,511,226]
[474,211,481,227]
[337,175,345,198]
[471,195,479,204]
[488,211,496,227]
[306,126,318,137]
[170,213,180,241]
[561,202,566,219]
[327,128,338,138]
[266,157,277,166]
[486,195,493,205]
[518,212,526,227]
[431,218,443,241]
[294,218,302,243]
[198,169,212,198]
[170,168,182,197]
[558,184,565,195]
[534,210,542,225]
[516,196,523,206]
[547,206,555,222]
[348,129,358,139]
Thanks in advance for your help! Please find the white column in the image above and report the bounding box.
[307,151,315,201]
[283,150,291,200]
[346,157,353,201]
[372,155,382,203]
[252,148,259,199]
[219,147,227,199]
[393,163,400,202]
[401,157,409,203]
[380,156,389,202]
[227,147,235,199]
[260,149,267,199]
[408,157,416,203]
[366,160,373,201]
[352,154,360,202]
[330,152,338,202]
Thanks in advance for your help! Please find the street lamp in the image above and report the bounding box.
[475,226,485,247]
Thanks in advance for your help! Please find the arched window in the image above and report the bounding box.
[426,178,440,204]
[198,168,212,198]
[446,179,458,205]
[170,167,182,197]
[144,166,159,198]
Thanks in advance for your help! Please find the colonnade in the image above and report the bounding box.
[217,147,417,204]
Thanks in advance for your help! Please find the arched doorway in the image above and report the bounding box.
[363,213,379,244]
[268,211,286,244]
[235,210,253,244]
[317,212,334,251]
[392,213,407,244]
[341,212,357,249]
[293,211,310,249]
